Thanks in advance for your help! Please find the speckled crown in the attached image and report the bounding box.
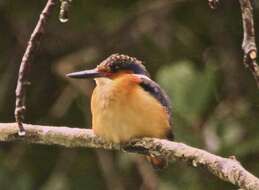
[97,54,149,76]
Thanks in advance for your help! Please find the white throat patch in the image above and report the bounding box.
[94,78,113,86]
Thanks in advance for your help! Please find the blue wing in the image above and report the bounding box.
[138,75,174,140]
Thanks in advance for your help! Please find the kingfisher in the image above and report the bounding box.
[67,54,173,169]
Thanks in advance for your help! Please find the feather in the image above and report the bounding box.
[137,75,174,140]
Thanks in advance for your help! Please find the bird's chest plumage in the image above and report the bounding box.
[91,77,170,143]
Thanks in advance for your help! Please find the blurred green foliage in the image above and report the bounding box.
[157,61,218,145]
[0,0,259,189]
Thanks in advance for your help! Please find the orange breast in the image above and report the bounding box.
[91,75,171,143]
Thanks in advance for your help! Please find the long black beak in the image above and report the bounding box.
[66,68,105,79]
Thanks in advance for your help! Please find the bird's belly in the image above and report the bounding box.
[92,87,170,143]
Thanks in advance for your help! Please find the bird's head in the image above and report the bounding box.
[66,54,150,80]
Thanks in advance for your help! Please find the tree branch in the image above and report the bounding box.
[14,0,56,135]
[0,123,259,190]
[239,0,259,87]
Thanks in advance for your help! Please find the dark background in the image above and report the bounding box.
[1,0,259,189]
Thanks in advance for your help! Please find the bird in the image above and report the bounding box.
[67,54,173,169]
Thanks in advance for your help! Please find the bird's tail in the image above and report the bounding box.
[146,155,168,169]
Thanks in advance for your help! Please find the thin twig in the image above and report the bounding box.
[14,0,56,135]
[0,123,259,190]
[59,0,72,23]
[239,0,259,87]
[208,0,219,9]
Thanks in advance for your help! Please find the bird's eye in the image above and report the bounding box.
[112,65,120,71]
